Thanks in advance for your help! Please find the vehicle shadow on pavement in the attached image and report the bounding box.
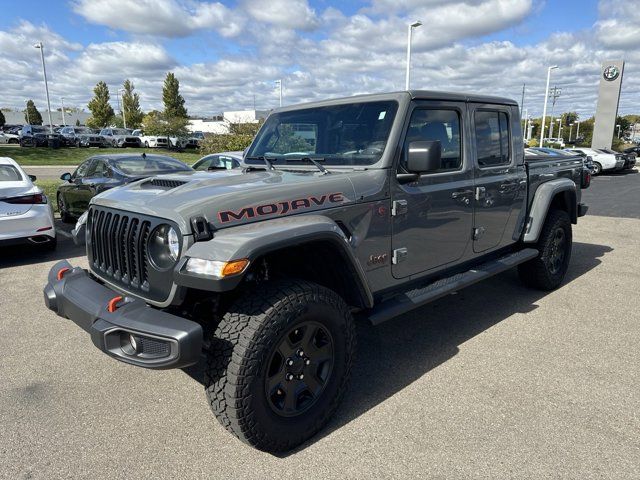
[183,241,612,456]
[0,220,84,269]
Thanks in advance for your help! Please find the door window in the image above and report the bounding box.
[86,159,109,178]
[73,159,93,179]
[474,111,510,167]
[402,109,462,172]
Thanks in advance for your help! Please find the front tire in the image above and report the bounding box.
[592,162,602,175]
[57,193,73,224]
[519,209,572,290]
[204,280,356,452]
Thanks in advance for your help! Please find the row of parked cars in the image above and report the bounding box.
[0,150,242,251]
[2,124,205,149]
[525,146,637,175]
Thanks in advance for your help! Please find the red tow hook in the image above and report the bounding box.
[57,267,71,281]
[107,296,124,313]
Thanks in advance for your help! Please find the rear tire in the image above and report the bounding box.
[204,280,356,452]
[519,209,572,290]
[592,162,602,175]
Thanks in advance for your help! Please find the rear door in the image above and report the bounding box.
[391,102,474,278]
[470,105,526,253]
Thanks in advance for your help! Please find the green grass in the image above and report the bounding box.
[35,179,63,213]
[0,145,202,166]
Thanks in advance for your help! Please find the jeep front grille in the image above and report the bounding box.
[89,208,151,290]
[87,206,178,302]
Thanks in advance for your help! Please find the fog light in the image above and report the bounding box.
[129,334,139,353]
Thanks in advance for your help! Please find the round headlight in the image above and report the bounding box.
[167,227,179,260]
[148,224,180,270]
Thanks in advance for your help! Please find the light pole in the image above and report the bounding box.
[539,65,558,147]
[556,118,562,140]
[61,97,66,126]
[119,88,127,128]
[275,79,282,107]
[576,120,581,141]
[569,122,574,142]
[405,20,422,90]
[616,124,621,138]
[34,42,53,133]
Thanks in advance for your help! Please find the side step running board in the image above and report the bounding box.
[368,248,539,325]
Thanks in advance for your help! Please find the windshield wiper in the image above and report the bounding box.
[245,156,276,171]
[286,157,330,175]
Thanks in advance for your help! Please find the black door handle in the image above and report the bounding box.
[451,189,473,199]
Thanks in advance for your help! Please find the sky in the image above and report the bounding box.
[0,0,638,119]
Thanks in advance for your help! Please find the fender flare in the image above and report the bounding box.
[174,215,374,308]
[523,178,577,243]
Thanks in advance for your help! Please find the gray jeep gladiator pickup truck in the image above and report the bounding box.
[44,91,588,452]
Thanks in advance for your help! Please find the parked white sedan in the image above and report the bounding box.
[0,132,20,144]
[0,157,56,250]
[565,148,623,175]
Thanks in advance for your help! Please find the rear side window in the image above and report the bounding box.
[0,165,23,181]
[475,111,510,167]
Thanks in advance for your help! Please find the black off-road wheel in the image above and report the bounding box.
[519,209,572,290]
[204,280,356,452]
[57,193,73,224]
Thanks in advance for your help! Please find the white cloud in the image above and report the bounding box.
[595,0,640,49]
[72,0,244,38]
[241,0,319,30]
[1,0,639,118]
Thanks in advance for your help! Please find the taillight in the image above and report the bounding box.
[2,193,47,204]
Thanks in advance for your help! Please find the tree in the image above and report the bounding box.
[162,72,187,118]
[615,116,631,138]
[0,110,4,127]
[199,122,264,155]
[142,111,189,137]
[75,119,81,127]
[24,100,43,125]
[87,81,115,128]
[122,79,144,128]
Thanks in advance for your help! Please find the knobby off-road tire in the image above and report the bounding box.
[519,209,572,290]
[204,280,356,452]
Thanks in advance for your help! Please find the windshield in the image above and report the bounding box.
[112,129,129,136]
[0,165,23,181]
[31,126,47,133]
[74,128,92,134]
[111,156,192,175]
[246,100,398,166]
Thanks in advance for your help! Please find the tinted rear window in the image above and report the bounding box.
[0,165,23,181]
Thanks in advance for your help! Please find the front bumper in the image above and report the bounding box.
[43,260,202,369]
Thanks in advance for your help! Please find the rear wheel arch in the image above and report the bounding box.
[524,179,577,243]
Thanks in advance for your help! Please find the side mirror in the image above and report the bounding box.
[60,172,72,181]
[28,174,37,181]
[406,140,442,174]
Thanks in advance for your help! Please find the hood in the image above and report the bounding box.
[91,169,375,233]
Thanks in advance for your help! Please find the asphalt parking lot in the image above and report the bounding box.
[1,170,639,479]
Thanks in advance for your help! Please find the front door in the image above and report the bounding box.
[470,105,525,253]
[391,103,474,279]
